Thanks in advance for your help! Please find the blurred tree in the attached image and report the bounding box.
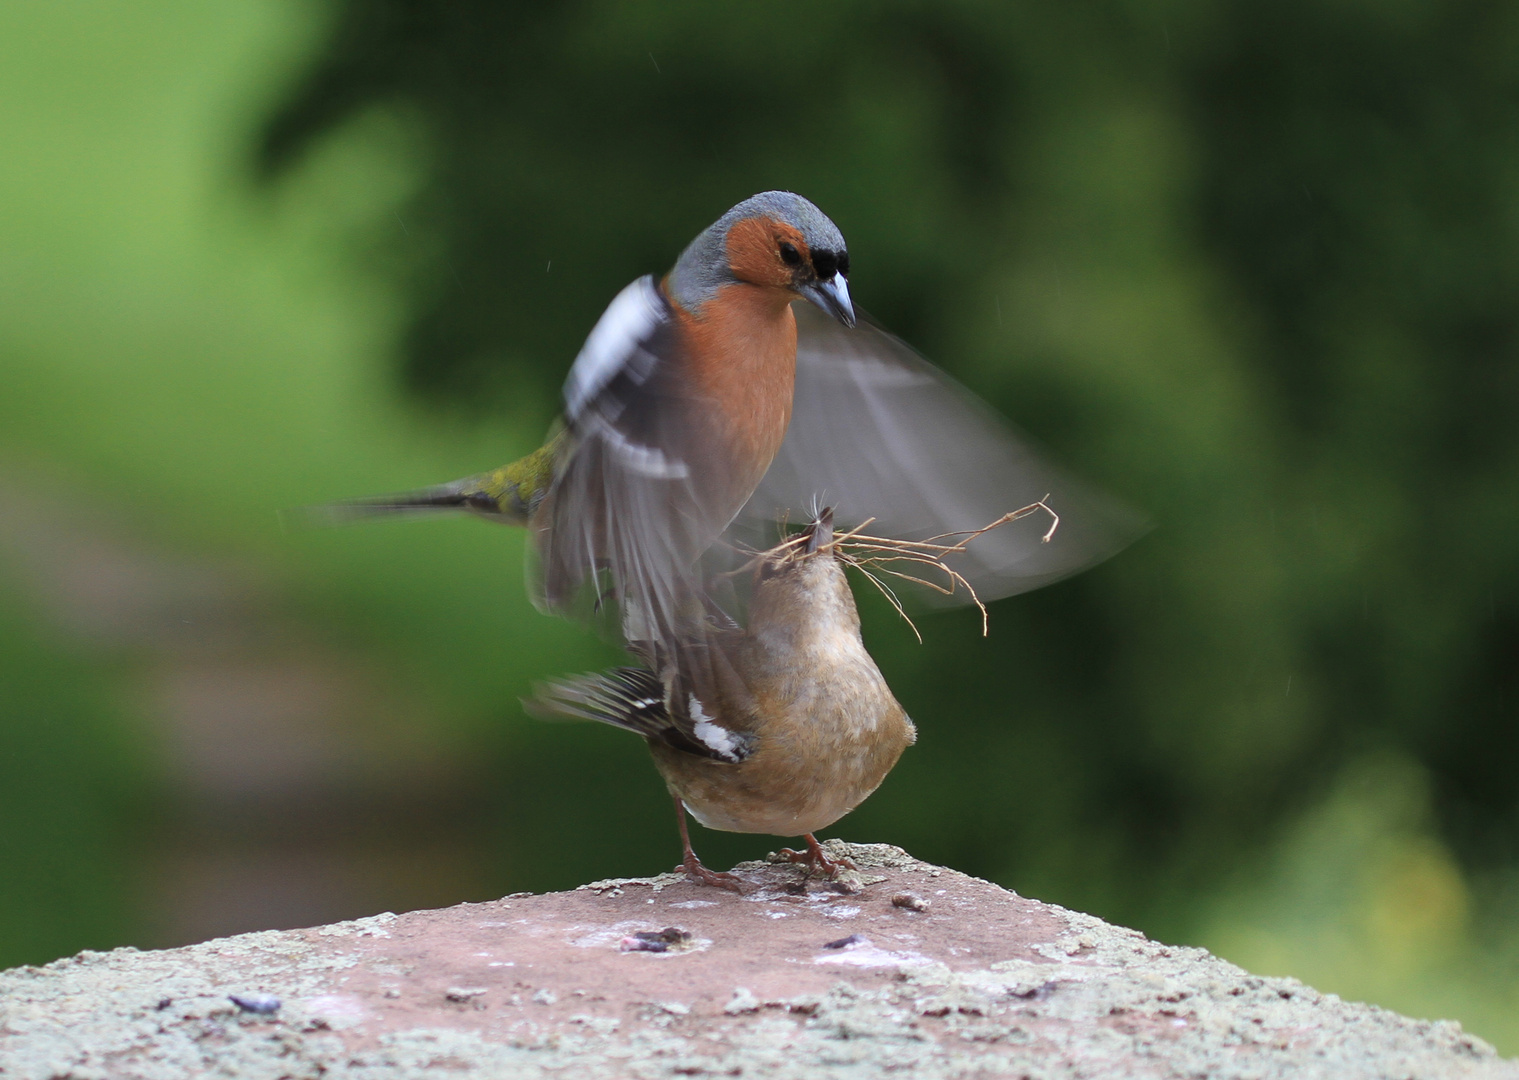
[1186,1,1519,876]
[258,0,1519,934]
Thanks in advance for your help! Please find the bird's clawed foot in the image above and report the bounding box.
[678,853,744,892]
[672,796,743,892]
[777,834,857,878]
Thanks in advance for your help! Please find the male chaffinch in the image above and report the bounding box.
[326,191,1138,624]
[535,508,917,889]
[324,193,851,644]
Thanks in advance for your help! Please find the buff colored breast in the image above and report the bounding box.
[648,549,916,838]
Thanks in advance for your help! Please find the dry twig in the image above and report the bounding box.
[730,498,1059,639]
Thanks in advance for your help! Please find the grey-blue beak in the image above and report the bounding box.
[801,275,855,328]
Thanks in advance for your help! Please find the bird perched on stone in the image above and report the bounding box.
[534,509,917,889]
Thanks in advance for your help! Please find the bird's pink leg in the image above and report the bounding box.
[776,833,857,876]
[673,797,743,892]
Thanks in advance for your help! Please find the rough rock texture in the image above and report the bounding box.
[1,843,1512,1079]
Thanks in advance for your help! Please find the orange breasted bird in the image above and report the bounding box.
[534,191,859,659]
[322,193,854,644]
[321,191,1138,631]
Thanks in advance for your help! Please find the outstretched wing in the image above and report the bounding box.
[739,303,1146,603]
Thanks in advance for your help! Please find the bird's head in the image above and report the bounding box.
[747,505,859,642]
[667,191,855,326]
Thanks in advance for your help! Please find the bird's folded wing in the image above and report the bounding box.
[739,303,1148,604]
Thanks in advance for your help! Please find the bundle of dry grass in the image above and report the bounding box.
[735,500,1059,642]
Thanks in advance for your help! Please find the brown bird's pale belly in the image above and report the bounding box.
[647,637,916,838]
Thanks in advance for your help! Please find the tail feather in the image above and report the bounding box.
[282,477,488,529]
[529,667,669,737]
[283,435,563,530]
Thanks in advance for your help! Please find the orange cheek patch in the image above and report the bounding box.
[726,218,808,287]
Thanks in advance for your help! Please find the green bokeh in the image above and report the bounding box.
[2,0,1518,1052]
[0,577,148,969]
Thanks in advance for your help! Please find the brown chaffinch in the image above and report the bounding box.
[535,509,916,889]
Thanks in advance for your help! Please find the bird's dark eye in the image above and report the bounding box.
[778,241,802,266]
[811,249,838,279]
[837,251,850,277]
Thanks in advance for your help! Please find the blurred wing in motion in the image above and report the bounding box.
[739,302,1147,604]
[534,277,742,663]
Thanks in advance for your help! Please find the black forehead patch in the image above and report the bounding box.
[810,248,841,279]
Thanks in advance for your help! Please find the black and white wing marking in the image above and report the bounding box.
[561,277,683,469]
[531,666,754,764]
[531,667,668,737]
[740,302,1147,603]
[536,276,726,647]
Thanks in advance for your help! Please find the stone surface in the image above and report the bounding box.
[0,843,1512,1079]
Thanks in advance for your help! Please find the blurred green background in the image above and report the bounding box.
[4,0,1519,1050]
